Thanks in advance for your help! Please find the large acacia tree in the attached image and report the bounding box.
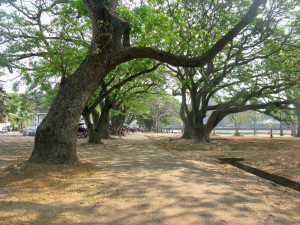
[140,93,181,132]
[1,0,268,164]
[168,56,299,142]
[163,0,299,142]
[82,59,163,143]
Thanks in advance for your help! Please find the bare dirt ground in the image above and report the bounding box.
[148,133,300,183]
[0,132,299,225]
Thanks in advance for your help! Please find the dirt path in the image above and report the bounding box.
[0,133,299,224]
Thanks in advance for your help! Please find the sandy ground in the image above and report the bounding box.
[148,133,300,183]
[0,132,299,224]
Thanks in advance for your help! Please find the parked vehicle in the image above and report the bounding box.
[28,130,36,136]
[23,126,37,136]
[77,126,88,138]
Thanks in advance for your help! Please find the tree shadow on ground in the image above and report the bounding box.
[0,134,299,224]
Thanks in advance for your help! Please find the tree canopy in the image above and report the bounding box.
[162,0,300,141]
[82,58,165,143]
[0,0,299,164]
[0,85,8,123]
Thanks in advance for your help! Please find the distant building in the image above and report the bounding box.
[0,115,10,131]
[29,112,47,127]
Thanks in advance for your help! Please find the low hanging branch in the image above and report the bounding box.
[121,0,267,67]
[85,63,162,114]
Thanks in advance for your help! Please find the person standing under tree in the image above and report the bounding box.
[269,130,273,139]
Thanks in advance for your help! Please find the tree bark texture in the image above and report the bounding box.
[253,115,257,136]
[296,103,300,137]
[88,129,102,144]
[98,102,112,139]
[181,123,194,139]
[193,126,210,143]
[111,114,126,134]
[82,108,101,144]
[291,126,296,137]
[83,100,113,143]
[280,122,284,136]
[181,113,211,142]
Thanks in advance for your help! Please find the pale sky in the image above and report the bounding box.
[1,70,26,93]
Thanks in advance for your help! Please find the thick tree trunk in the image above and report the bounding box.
[181,109,210,142]
[111,115,125,135]
[180,95,194,139]
[29,0,128,164]
[110,116,117,134]
[82,109,101,144]
[82,108,102,144]
[296,104,300,137]
[98,104,111,139]
[280,122,284,136]
[297,116,300,137]
[180,104,211,142]
[291,126,296,137]
[193,126,210,143]
[88,129,102,144]
[253,114,256,136]
[155,119,159,133]
[29,57,108,164]
[181,123,194,139]
[205,110,227,140]
[85,101,112,143]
